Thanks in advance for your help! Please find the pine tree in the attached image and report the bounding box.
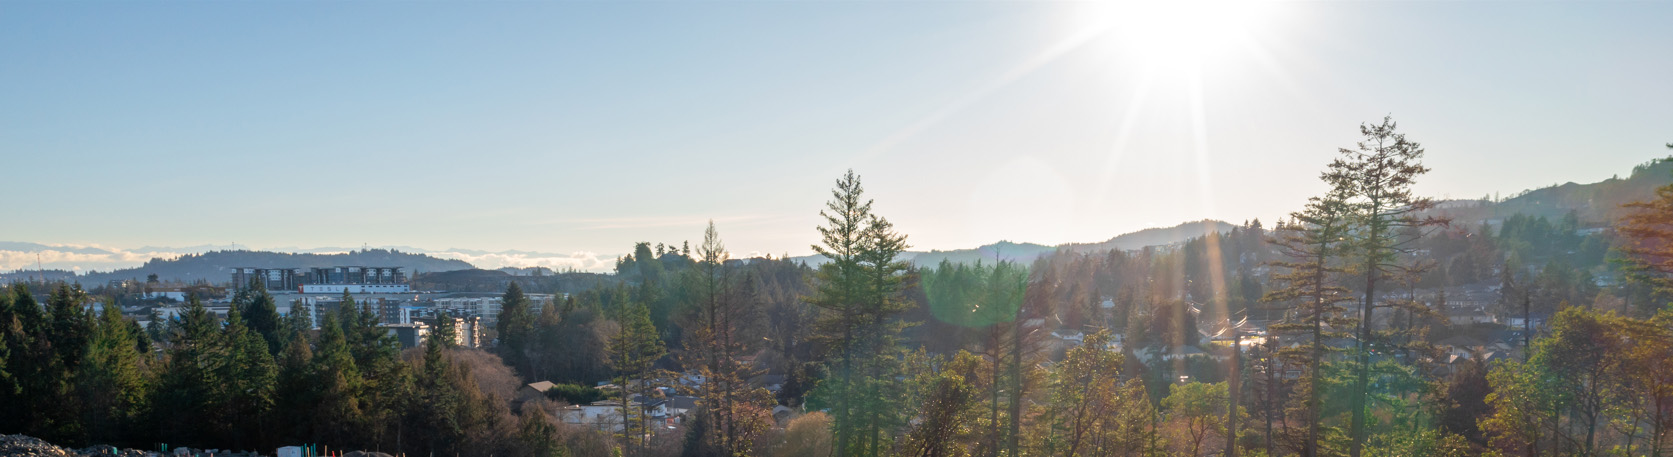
[1325,116,1446,457]
[608,301,665,454]
[153,295,227,447]
[220,305,278,450]
[808,169,879,456]
[855,203,913,457]
[411,311,467,454]
[498,281,536,377]
[338,295,404,448]
[77,299,149,446]
[0,285,54,437]
[312,313,365,447]
[0,290,13,425]
[240,279,283,355]
[683,221,772,456]
[1263,190,1357,457]
[406,310,501,457]
[273,330,316,446]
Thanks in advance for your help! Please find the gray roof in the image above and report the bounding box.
[526,381,557,392]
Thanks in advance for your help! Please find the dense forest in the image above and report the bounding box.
[2,121,1671,457]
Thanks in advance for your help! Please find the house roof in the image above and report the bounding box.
[525,381,557,392]
[1437,336,1487,348]
[669,396,700,410]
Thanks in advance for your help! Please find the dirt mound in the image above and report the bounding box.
[0,434,77,457]
[0,435,164,457]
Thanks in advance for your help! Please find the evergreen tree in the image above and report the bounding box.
[77,299,149,446]
[0,285,56,437]
[498,281,536,377]
[1325,116,1446,457]
[0,290,13,425]
[273,330,316,447]
[808,169,912,457]
[608,301,665,455]
[339,294,405,448]
[46,283,93,372]
[406,310,502,457]
[411,311,468,454]
[240,279,283,355]
[311,313,364,447]
[145,307,168,346]
[220,305,277,450]
[1264,189,1357,457]
[152,295,226,447]
[682,221,772,456]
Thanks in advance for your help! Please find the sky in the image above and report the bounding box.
[2,0,1670,272]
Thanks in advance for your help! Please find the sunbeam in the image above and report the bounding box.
[852,21,1114,166]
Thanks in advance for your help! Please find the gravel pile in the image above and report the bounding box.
[0,435,166,457]
[0,434,77,457]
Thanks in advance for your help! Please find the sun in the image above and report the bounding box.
[1087,0,1278,72]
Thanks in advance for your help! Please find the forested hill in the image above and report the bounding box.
[1059,219,1239,253]
[792,220,1238,267]
[47,249,474,285]
[1435,156,1673,226]
[909,241,1057,267]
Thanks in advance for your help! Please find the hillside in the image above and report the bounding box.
[790,220,1237,268]
[12,249,476,285]
[1059,219,1239,253]
[1433,156,1673,226]
[909,241,1058,267]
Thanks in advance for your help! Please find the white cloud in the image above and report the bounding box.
[0,244,188,272]
[423,250,619,272]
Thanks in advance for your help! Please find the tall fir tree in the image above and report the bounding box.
[1264,188,1358,457]
[76,299,149,446]
[608,301,665,455]
[0,285,60,439]
[152,295,226,448]
[311,313,365,447]
[683,221,772,457]
[808,170,876,456]
[220,305,278,450]
[273,329,316,447]
[806,170,915,457]
[240,279,283,355]
[498,281,536,377]
[1325,116,1445,457]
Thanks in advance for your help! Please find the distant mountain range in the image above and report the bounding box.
[789,219,1241,268]
[6,155,1671,282]
[0,249,472,285]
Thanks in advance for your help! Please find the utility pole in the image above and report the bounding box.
[1227,328,1241,457]
[1522,285,1534,361]
[1218,311,1248,457]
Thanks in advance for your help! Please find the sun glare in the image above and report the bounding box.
[1089,0,1277,71]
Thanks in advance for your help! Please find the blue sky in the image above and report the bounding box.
[2,1,1670,271]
